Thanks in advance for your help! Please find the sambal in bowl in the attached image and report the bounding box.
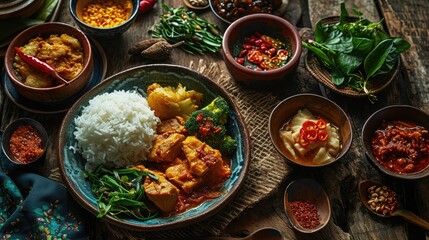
[362,105,429,180]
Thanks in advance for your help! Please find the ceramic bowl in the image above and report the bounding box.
[269,94,353,167]
[361,105,429,180]
[0,0,44,19]
[4,22,93,103]
[183,0,209,10]
[57,64,250,231]
[1,118,48,165]
[222,13,302,85]
[284,178,331,233]
[209,0,283,24]
[70,0,139,39]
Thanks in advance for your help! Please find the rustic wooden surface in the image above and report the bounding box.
[1,0,428,239]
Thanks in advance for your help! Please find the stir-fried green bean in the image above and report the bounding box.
[151,5,222,54]
[85,165,158,220]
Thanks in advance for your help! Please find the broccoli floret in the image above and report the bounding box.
[184,96,237,155]
[201,96,230,125]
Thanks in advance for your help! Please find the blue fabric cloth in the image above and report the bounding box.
[0,132,90,239]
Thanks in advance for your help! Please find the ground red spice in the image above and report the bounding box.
[290,200,320,229]
[9,125,44,164]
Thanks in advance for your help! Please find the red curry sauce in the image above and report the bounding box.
[9,125,44,164]
[371,120,429,174]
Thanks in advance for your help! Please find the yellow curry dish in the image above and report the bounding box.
[13,34,84,88]
[79,0,133,28]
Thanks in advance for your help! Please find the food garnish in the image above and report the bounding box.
[85,165,159,219]
[138,0,156,15]
[302,2,411,102]
[150,5,222,54]
[234,32,292,71]
[367,184,399,215]
[290,200,320,229]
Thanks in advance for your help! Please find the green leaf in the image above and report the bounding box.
[302,41,335,67]
[340,2,349,23]
[392,37,411,53]
[374,45,399,77]
[364,39,394,78]
[351,37,374,55]
[331,69,346,85]
[334,52,363,74]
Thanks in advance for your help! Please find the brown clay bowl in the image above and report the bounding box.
[0,0,44,19]
[4,22,93,103]
[222,13,302,85]
[284,178,331,233]
[269,94,353,167]
[361,105,429,180]
[1,118,48,165]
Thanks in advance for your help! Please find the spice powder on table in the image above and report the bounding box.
[9,125,44,164]
[289,200,320,229]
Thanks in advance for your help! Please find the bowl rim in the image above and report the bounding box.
[1,118,48,165]
[4,22,93,91]
[69,0,139,31]
[57,63,251,231]
[283,178,331,233]
[361,104,429,179]
[269,93,353,167]
[222,13,302,77]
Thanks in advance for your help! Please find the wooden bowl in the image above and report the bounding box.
[361,105,429,179]
[284,178,331,233]
[4,22,93,103]
[305,16,399,98]
[222,13,302,85]
[1,118,48,165]
[57,64,250,231]
[269,94,352,167]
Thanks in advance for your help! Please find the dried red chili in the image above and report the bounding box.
[289,200,320,229]
[9,125,44,164]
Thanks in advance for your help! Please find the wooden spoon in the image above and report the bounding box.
[358,180,429,231]
[154,227,284,240]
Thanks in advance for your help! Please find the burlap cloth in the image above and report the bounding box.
[46,59,293,239]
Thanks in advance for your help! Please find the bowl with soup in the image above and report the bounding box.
[222,13,302,85]
[362,105,429,180]
[70,0,139,38]
[4,22,93,103]
[269,94,353,167]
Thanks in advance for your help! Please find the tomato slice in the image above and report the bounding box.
[316,119,327,129]
[318,131,328,141]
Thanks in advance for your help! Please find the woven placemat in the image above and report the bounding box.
[87,59,291,239]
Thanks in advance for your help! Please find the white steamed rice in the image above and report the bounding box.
[72,90,159,172]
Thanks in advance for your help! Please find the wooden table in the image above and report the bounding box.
[1,0,428,239]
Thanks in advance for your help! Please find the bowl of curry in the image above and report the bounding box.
[4,22,93,103]
[2,118,48,165]
[362,105,429,179]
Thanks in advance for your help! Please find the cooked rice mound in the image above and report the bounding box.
[73,90,159,172]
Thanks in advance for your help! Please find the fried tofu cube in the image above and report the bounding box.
[182,136,222,177]
[157,117,186,134]
[165,160,202,194]
[148,132,185,163]
[144,171,179,213]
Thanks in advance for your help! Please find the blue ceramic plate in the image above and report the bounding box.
[2,39,107,114]
[57,64,250,231]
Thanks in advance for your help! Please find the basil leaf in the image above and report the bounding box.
[374,45,399,77]
[392,37,411,53]
[331,69,346,85]
[303,41,336,68]
[335,52,363,74]
[339,2,349,24]
[364,39,394,78]
[352,37,374,56]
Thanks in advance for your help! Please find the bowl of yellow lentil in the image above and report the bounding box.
[70,0,139,38]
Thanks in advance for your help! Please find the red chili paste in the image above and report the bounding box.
[9,125,44,164]
[371,120,429,174]
[290,200,320,229]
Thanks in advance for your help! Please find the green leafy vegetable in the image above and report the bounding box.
[150,5,222,54]
[303,2,411,102]
[85,165,159,219]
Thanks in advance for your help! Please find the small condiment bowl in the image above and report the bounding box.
[1,118,48,165]
[183,0,209,10]
[284,178,331,233]
[269,94,353,167]
[70,0,139,39]
[361,105,429,180]
[222,13,302,85]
